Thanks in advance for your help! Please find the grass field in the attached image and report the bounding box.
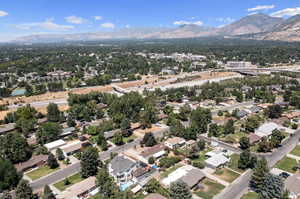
[53,173,84,191]
[214,168,240,183]
[26,166,59,181]
[160,164,183,178]
[241,192,259,199]
[290,145,300,157]
[275,156,298,173]
[195,178,225,199]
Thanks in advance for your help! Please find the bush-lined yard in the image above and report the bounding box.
[195,178,225,199]
[54,173,84,191]
[214,168,240,183]
[26,166,59,180]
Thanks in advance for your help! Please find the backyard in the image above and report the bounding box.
[195,178,225,199]
[26,166,60,181]
[213,168,240,183]
[241,191,259,199]
[228,154,244,173]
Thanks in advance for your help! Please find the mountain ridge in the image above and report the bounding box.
[13,13,300,43]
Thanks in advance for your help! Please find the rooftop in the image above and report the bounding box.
[110,155,136,175]
[14,154,48,172]
[285,174,300,194]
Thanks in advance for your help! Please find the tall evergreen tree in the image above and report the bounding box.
[46,103,60,122]
[43,185,56,199]
[250,158,269,192]
[170,181,192,199]
[0,158,22,192]
[259,173,284,199]
[47,153,59,169]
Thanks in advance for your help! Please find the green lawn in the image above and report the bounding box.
[195,178,225,199]
[228,154,244,173]
[275,156,298,173]
[160,164,183,178]
[53,173,84,191]
[213,168,240,183]
[241,192,259,199]
[26,166,59,181]
[123,134,137,143]
[290,145,300,157]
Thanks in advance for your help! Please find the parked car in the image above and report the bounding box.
[279,172,290,179]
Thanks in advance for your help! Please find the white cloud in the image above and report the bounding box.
[0,10,8,17]
[101,22,115,28]
[15,18,74,31]
[125,24,130,28]
[94,16,102,20]
[65,15,85,24]
[271,7,300,17]
[216,17,235,23]
[247,5,275,12]
[173,20,203,26]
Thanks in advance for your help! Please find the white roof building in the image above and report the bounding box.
[205,154,229,168]
[255,122,280,137]
[44,139,66,151]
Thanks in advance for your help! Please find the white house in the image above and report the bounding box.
[44,139,66,151]
[205,154,229,169]
[164,137,186,149]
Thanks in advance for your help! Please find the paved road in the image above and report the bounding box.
[214,129,300,199]
[8,98,68,109]
[30,126,169,191]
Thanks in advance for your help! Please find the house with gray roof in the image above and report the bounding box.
[108,155,137,183]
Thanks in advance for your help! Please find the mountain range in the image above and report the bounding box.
[14,13,300,43]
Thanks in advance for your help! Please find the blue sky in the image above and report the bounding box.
[0,0,300,41]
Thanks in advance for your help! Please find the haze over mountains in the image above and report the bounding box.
[14,13,300,43]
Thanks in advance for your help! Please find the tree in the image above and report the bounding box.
[15,180,34,199]
[197,139,206,151]
[224,119,235,135]
[238,150,257,170]
[96,168,117,198]
[43,185,56,199]
[66,115,76,127]
[208,123,222,137]
[140,104,157,129]
[25,84,33,97]
[257,137,271,153]
[47,153,59,169]
[245,116,261,133]
[170,180,192,199]
[148,157,155,164]
[270,129,285,149]
[97,133,108,151]
[265,105,283,119]
[0,132,32,163]
[250,158,269,192]
[142,132,157,147]
[0,158,22,192]
[259,173,284,199]
[0,191,12,199]
[56,148,65,161]
[112,132,124,146]
[47,103,60,122]
[81,147,100,178]
[190,107,212,134]
[36,122,62,144]
[239,137,250,150]
[145,178,161,193]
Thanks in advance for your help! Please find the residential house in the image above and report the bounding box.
[285,174,300,199]
[58,176,96,199]
[44,139,66,151]
[108,155,137,183]
[236,109,250,118]
[14,154,48,172]
[60,141,83,157]
[162,165,206,189]
[248,133,261,145]
[248,106,262,114]
[164,137,186,149]
[139,144,166,163]
[255,122,280,137]
[0,123,16,135]
[205,154,229,169]
[145,193,167,199]
[60,127,76,138]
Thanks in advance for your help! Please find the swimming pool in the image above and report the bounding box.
[119,180,135,191]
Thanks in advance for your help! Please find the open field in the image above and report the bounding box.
[290,145,300,157]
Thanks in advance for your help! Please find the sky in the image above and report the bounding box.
[0,0,300,41]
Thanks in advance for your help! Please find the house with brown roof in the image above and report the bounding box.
[248,133,261,145]
[145,193,167,199]
[139,144,166,162]
[164,137,186,149]
[285,174,300,199]
[60,141,83,157]
[57,176,96,199]
[14,154,48,172]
